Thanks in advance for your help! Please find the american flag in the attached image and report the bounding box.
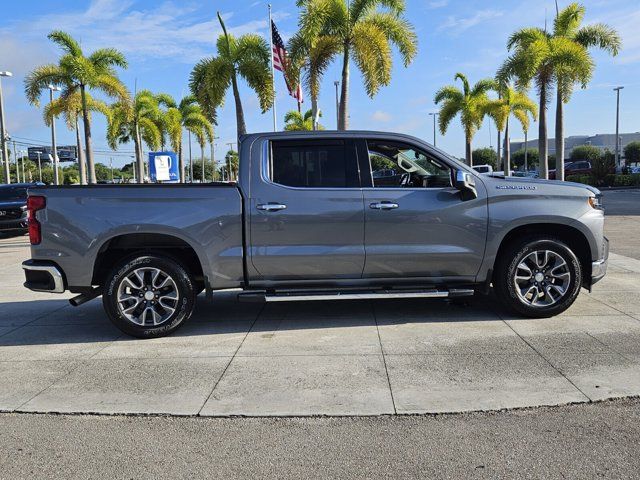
[271,20,303,104]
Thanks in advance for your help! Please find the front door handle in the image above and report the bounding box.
[370,201,399,210]
[257,203,287,212]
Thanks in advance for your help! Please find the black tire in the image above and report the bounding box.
[494,236,582,318]
[103,254,196,338]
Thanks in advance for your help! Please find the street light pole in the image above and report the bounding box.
[614,86,624,171]
[334,81,340,129]
[35,151,43,182]
[48,85,61,185]
[428,113,438,147]
[0,71,12,184]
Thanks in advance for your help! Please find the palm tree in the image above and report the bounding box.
[296,0,417,130]
[193,122,214,183]
[552,3,620,180]
[289,34,340,130]
[190,12,272,138]
[43,91,110,185]
[487,82,538,175]
[499,21,596,179]
[107,90,162,181]
[434,73,494,166]
[284,109,324,131]
[157,95,213,182]
[25,31,128,184]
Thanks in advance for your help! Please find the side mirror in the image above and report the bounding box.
[455,170,478,200]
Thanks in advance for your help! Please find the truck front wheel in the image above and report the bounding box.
[494,236,582,318]
[103,255,196,338]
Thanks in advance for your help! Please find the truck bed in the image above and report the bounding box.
[29,184,245,290]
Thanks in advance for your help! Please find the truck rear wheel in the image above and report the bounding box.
[103,255,196,338]
[494,236,582,318]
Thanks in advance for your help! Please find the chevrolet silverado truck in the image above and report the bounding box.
[22,131,608,338]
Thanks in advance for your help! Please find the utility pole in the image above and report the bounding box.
[110,157,114,182]
[48,85,61,184]
[614,86,624,172]
[428,113,438,147]
[0,71,12,184]
[334,81,340,129]
[188,130,193,182]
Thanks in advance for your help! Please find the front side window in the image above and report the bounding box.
[367,140,452,188]
[270,140,358,188]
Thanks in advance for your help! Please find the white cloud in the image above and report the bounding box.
[428,0,449,9]
[438,9,504,33]
[372,110,392,122]
[0,0,290,64]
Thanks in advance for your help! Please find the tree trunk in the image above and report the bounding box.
[555,88,564,181]
[504,117,510,176]
[311,95,319,131]
[178,142,184,183]
[338,44,350,131]
[497,130,502,170]
[231,72,247,137]
[539,81,549,179]
[465,136,472,166]
[201,144,205,182]
[134,119,145,183]
[75,116,87,185]
[133,129,142,184]
[80,85,96,184]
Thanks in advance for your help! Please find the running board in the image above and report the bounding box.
[238,288,474,303]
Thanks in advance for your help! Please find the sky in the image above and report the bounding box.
[1,0,639,168]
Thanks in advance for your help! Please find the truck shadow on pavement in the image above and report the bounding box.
[0,292,523,348]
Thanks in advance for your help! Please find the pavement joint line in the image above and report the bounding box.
[586,294,640,320]
[371,303,397,415]
[582,331,631,359]
[495,312,593,403]
[196,303,265,416]
[12,332,126,413]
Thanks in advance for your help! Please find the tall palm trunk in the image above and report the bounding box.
[311,95,319,131]
[80,85,96,184]
[75,116,87,185]
[497,130,502,170]
[538,81,549,179]
[134,119,145,183]
[201,144,205,182]
[465,135,472,166]
[504,117,511,176]
[178,143,184,183]
[231,72,247,137]
[338,44,350,131]
[555,89,565,181]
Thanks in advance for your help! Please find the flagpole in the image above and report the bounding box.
[268,4,277,131]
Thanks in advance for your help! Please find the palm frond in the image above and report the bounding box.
[47,31,83,57]
[434,85,463,105]
[24,64,67,105]
[351,21,392,97]
[574,24,621,55]
[361,12,417,66]
[89,48,128,72]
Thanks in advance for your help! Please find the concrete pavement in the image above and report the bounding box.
[1,210,640,416]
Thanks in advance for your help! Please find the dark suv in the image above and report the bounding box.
[0,183,42,235]
[549,161,592,180]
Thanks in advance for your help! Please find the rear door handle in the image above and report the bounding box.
[257,203,287,212]
[370,201,399,210]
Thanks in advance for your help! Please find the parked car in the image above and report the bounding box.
[0,182,43,235]
[549,161,592,180]
[22,131,608,338]
[472,164,493,174]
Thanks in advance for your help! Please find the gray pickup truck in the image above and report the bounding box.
[22,131,608,338]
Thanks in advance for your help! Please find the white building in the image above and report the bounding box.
[510,132,640,159]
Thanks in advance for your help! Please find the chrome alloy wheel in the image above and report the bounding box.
[116,267,179,326]
[514,250,571,307]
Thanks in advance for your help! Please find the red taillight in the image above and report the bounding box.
[27,195,46,245]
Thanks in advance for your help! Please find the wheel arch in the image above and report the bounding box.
[92,233,206,287]
[493,223,593,286]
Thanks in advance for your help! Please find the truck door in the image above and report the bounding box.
[249,138,365,281]
[361,138,488,279]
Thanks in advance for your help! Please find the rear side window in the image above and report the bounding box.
[270,140,359,188]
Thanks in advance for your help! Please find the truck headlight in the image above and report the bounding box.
[588,195,603,210]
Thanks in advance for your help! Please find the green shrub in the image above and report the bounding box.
[613,175,632,187]
[566,174,594,185]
